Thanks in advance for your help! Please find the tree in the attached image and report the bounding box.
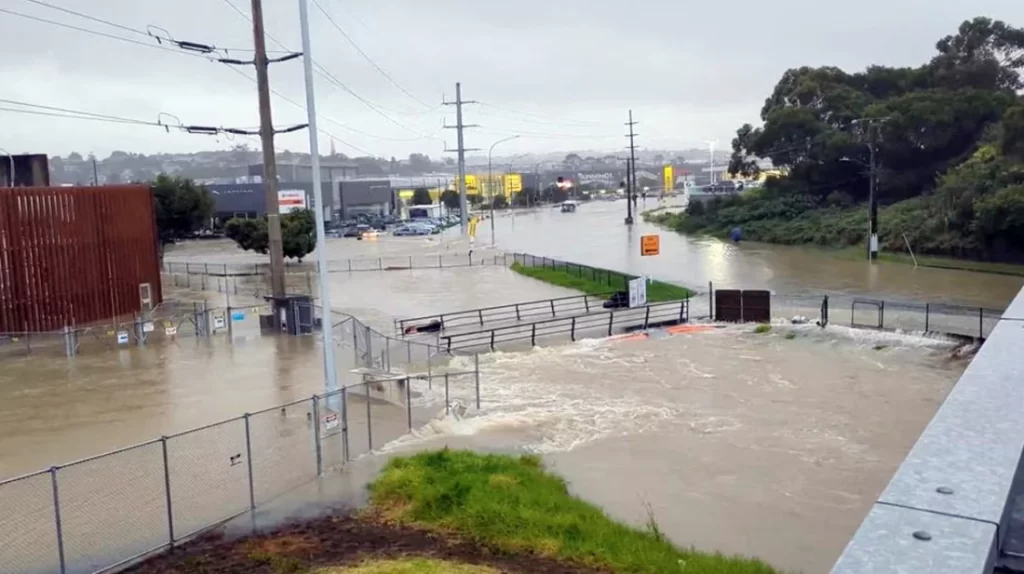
[408,153,433,173]
[440,189,461,211]
[491,195,509,209]
[152,174,214,245]
[224,209,317,262]
[411,187,433,205]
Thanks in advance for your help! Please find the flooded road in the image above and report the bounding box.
[0,223,981,573]
[383,323,965,573]
[483,200,1023,308]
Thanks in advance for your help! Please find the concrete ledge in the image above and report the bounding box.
[833,288,1024,573]
[832,504,996,573]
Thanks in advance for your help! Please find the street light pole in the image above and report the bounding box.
[298,0,338,404]
[487,135,519,247]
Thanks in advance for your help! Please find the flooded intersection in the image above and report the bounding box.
[0,231,975,573]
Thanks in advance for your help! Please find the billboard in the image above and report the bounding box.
[278,189,307,214]
[503,173,523,193]
[663,165,674,192]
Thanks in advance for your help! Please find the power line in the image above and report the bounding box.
[309,0,432,110]
[0,99,164,126]
[3,2,277,55]
[0,7,213,58]
[477,102,604,127]
[217,0,441,140]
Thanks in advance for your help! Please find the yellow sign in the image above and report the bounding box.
[641,234,660,256]
[503,173,523,193]
[464,174,478,192]
[663,165,674,192]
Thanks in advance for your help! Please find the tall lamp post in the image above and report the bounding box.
[487,135,520,247]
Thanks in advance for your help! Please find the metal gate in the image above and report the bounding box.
[851,298,884,329]
[714,290,771,323]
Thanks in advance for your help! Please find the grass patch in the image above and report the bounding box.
[829,246,1024,276]
[368,449,778,574]
[510,262,693,302]
[753,324,772,334]
[321,558,499,574]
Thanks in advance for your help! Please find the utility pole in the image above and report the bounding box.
[852,117,888,261]
[251,0,286,298]
[443,83,479,234]
[624,110,638,225]
[92,156,99,186]
[704,140,718,185]
[298,0,338,402]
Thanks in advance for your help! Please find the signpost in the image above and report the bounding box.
[628,277,648,308]
[641,234,660,256]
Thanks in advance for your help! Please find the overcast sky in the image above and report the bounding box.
[2,0,1023,160]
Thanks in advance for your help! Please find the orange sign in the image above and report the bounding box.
[641,234,660,256]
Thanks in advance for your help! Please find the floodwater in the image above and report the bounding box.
[482,199,1023,308]
[383,323,965,573]
[0,220,984,573]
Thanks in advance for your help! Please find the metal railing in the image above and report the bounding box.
[394,292,616,336]
[831,288,1024,573]
[509,252,636,290]
[0,307,482,574]
[441,299,690,352]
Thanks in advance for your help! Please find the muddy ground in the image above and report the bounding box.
[124,513,607,574]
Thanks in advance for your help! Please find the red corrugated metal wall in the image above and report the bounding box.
[0,185,163,332]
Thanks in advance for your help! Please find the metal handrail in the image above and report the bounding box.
[394,291,617,335]
[442,299,690,351]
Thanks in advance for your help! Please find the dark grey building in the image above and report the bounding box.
[243,160,359,183]
[337,179,394,219]
[207,182,335,223]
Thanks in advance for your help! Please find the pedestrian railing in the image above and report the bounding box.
[509,252,636,290]
[441,299,690,352]
[394,292,616,336]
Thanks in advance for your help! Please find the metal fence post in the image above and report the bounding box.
[50,467,67,574]
[312,396,323,476]
[342,388,350,462]
[474,353,481,409]
[925,303,930,332]
[243,414,255,512]
[161,437,175,545]
[979,307,984,339]
[426,345,433,389]
[405,378,413,431]
[445,374,450,415]
[407,339,412,364]
[708,282,713,320]
[365,382,373,451]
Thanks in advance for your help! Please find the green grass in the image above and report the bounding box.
[510,262,694,302]
[368,450,778,574]
[829,246,1024,276]
[321,558,498,574]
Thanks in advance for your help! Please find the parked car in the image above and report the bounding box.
[343,224,371,237]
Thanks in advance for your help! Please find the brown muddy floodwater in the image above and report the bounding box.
[0,232,976,573]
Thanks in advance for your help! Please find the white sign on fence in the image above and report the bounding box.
[628,277,648,308]
[165,326,178,336]
[116,331,129,344]
[142,321,155,333]
[213,316,226,329]
[323,412,339,430]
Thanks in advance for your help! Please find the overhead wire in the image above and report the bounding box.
[0,7,213,59]
[7,0,283,54]
[216,0,440,143]
[477,102,605,127]
[309,0,434,111]
[0,99,166,127]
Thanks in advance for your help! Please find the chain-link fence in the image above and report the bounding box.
[161,252,512,277]
[0,305,480,574]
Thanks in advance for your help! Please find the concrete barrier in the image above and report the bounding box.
[832,286,1024,573]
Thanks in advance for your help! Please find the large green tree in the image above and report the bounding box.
[411,188,433,205]
[224,209,317,262]
[152,174,214,244]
